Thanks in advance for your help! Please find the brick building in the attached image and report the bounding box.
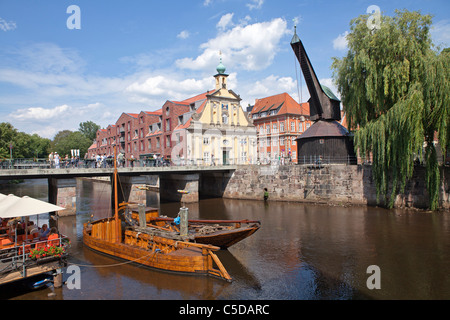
[250,92,311,163]
[86,61,258,165]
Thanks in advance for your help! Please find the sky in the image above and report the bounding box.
[0,0,449,139]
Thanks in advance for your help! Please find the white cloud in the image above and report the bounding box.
[333,31,349,51]
[0,17,16,32]
[176,17,289,72]
[203,0,212,6]
[10,105,70,121]
[125,73,216,102]
[177,30,190,39]
[246,0,264,10]
[217,13,234,31]
[431,20,450,47]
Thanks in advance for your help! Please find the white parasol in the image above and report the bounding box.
[0,193,66,219]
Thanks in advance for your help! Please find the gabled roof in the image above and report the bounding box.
[173,100,208,131]
[144,110,162,115]
[251,92,309,116]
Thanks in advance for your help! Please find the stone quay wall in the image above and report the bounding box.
[223,164,450,211]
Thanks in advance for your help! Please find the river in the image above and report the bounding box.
[0,178,449,300]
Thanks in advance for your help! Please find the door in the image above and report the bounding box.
[223,150,228,165]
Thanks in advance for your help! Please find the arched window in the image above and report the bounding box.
[222,114,228,124]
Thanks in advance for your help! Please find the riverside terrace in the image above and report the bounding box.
[0,165,238,215]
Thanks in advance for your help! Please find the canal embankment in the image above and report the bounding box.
[223,164,450,211]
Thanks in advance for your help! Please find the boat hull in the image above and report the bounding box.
[195,226,260,249]
[82,220,231,281]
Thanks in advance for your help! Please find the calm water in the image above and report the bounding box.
[1,179,449,300]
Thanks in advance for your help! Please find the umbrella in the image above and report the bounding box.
[0,193,66,219]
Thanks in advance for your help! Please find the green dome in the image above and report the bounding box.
[216,59,226,74]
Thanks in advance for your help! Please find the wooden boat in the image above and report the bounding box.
[82,147,232,281]
[129,209,260,249]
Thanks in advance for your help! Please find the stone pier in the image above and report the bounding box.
[48,178,77,217]
[159,173,199,203]
[115,175,158,205]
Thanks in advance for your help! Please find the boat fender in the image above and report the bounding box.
[174,217,180,225]
[155,248,161,254]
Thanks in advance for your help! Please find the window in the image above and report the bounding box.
[134,142,137,151]
[306,122,310,129]
[203,137,210,145]
[156,137,160,149]
[148,125,153,134]
[148,139,152,150]
[166,119,170,131]
[292,137,296,145]
[222,114,228,124]
[241,152,247,163]
[166,107,170,116]
[280,121,284,132]
[203,152,210,163]
[266,125,270,134]
[134,130,138,138]
[273,123,277,133]
[140,128,144,138]
[166,135,171,148]
[280,137,285,146]
[178,115,183,125]
[291,121,295,132]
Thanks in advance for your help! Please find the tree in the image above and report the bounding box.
[0,122,16,159]
[79,121,100,142]
[0,122,51,159]
[332,10,449,210]
[51,130,92,158]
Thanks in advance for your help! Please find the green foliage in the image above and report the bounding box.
[332,10,449,210]
[51,130,92,158]
[0,122,51,159]
[79,121,100,142]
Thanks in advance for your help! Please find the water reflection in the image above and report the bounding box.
[1,179,449,300]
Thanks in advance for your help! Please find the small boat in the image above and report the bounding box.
[128,208,260,249]
[82,147,232,281]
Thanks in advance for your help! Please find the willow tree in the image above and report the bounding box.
[332,10,449,210]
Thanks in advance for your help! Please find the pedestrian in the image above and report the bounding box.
[54,152,60,169]
[264,188,269,201]
[48,152,54,168]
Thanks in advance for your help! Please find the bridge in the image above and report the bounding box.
[0,166,238,215]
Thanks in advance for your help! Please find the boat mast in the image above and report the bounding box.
[114,144,119,243]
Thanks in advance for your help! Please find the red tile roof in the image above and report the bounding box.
[144,110,162,115]
[173,90,212,105]
[251,92,309,116]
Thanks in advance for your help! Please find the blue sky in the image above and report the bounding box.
[0,0,449,139]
